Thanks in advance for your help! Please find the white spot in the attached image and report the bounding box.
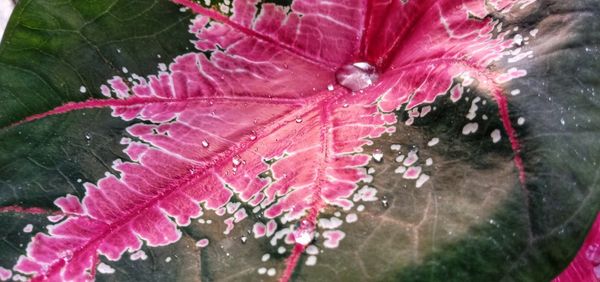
[122,67,128,74]
[395,155,405,163]
[12,274,27,282]
[425,158,433,166]
[462,123,479,135]
[529,28,539,37]
[517,117,526,125]
[390,144,401,151]
[427,138,439,147]
[491,129,501,143]
[394,166,406,174]
[356,204,365,212]
[261,253,270,262]
[513,34,524,46]
[267,268,276,277]
[23,224,33,233]
[416,174,430,188]
[79,86,87,93]
[466,98,480,120]
[318,217,343,229]
[130,250,147,261]
[511,89,521,96]
[327,84,334,91]
[165,257,172,263]
[306,245,319,255]
[305,255,317,266]
[346,213,358,223]
[201,140,209,148]
[277,246,286,254]
[257,267,267,275]
[560,118,565,125]
[97,262,115,274]
[158,63,168,72]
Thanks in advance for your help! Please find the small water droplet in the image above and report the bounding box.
[343,103,349,108]
[372,149,384,162]
[295,117,303,123]
[232,156,241,166]
[335,62,379,92]
[381,196,389,208]
[327,84,334,91]
[202,140,209,147]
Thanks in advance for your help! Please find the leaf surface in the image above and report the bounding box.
[0,0,598,281]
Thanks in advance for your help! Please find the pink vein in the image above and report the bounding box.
[3,96,301,130]
[170,0,335,69]
[0,205,63,215]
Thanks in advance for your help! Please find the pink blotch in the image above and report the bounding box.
[253,222,266,238]
[233,209,247,223]
[403,166,422,180]
[195,239,209,248]
[0,266,12,281]
[223,217,235,235]
[322,230,346,249]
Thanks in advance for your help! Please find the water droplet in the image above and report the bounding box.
[293,220,315,245]
[343,103,349,108]
[295,117,303,123]
[372,149,383,162]
[240,236,247,244]
[201,140,209,147]
[232,156,241,166]
[335,62,379,92]
[327,84,334,91]
[381,196,389,208]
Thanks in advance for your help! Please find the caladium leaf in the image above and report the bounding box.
[0,0,598,281]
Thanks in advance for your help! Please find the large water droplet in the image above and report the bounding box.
[335,62,379,92]
[293,220,315,245]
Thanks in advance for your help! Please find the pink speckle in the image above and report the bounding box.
[223,217,235,235]
[196,239,209,248]
[495,67,527,83]
[450,85,464,102]
[352,186,378,202]
[322,230,346,249]
[22,224,33,233]
[253,222,266,238]
[403,166,422,180]
[0,266,12,281]
[233,209,247,223]
[266,219,277,237]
